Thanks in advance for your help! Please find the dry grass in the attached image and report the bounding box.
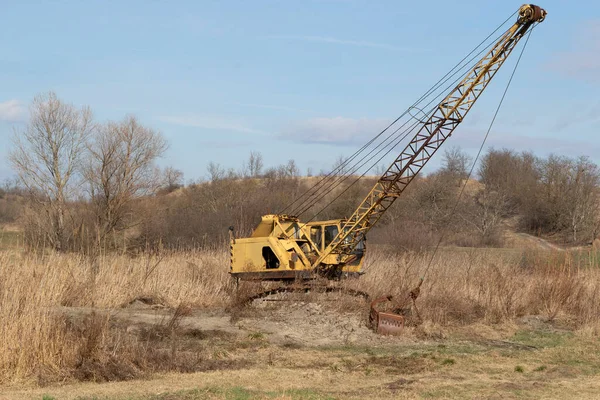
[0,249,231,384]
[355,247,600,329]
[5,334,600,399]
[1,245,600,386]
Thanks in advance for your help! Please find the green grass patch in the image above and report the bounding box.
[441,358,455,366]
[75,386,336,400]
[512,329,572,348]
[0,230,21,249]
[247,331,265,340]
[570,248,600,269]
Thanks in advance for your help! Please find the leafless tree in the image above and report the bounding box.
[441,146,472,184]
[372,163,388,176]
[479,149,540,217]
[242,151,264,178]
[9,92,93,251]
[162,166,184,193]
[85,116,167,242]
[459,189,509,245]
[332,154,349,176]
[284,159,299,177]
[593,202,600,242]
[207,162,237,182]
[543,156,600,243]
[207,162,225,181]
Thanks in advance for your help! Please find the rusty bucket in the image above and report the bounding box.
[370,296,405,335]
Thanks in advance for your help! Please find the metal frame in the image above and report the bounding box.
[313,4,546,268]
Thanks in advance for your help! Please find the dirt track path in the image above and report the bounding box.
[57,298,398,348]
[505,231,564,251]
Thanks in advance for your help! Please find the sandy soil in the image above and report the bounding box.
[56,293,402,348]
[2,296,598,400]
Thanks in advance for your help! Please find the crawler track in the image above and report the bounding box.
[242,284,370,304]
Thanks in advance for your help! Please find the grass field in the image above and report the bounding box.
[1,239,600,399]
[7,325,600,399]
[0,230,21,250]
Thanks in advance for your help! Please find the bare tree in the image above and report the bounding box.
[86,116,167,242]
[162,166,184,193]
[559,157,599,243]
[372,163,388,176]
[441,146,472,183]
[9,92,93,251]
[284,159,299,178]
[459,189,509,245]
[332,154,349,176]
[242,151,264,178]
[479,148,540,219]
[593,203,600,242]
[207,162,225,181]
[207,162,237,182]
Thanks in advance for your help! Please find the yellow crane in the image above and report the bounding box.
[229,4,546,282]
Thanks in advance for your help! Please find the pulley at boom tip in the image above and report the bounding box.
[519,4,546,23]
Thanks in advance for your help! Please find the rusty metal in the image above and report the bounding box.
[311,4,546,267]
[369,278,424,335]
[370,296,405,335]
[519,4,547,23]
[241,283,370,304]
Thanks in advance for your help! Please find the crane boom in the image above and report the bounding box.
[229,4,546,282]
[312,4,546,268]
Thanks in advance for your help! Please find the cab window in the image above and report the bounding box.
[262,247,280,269]
[310,227,322,250]
[324,225,339,248]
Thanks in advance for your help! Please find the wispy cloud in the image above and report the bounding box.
[157,115,267,135]
[547,19,600,83]
[195,140,253,149]
[551,102,600,132]
[265,35,424,52]
[280,116,390,145]
[0,99,25,122]
[453,128,600,160]
[233,102,313,113]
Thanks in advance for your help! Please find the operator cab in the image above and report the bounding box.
[305,220,365,269]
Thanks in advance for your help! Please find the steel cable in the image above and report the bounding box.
[295,25,515,220]
[278,11,518,216]
[422,24,536,279]
[291,28,512,217]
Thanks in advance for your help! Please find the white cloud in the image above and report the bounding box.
[548,19,600,83]
[0,100,25,122]
[551,102,600,132]
[157,115,267,135]
[280,116,391,145]
[452,128,600,160]
[266,35,424,52]
[233,102,312,113]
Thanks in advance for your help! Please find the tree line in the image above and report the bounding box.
[8,92,169,252]
[2,92,599,252]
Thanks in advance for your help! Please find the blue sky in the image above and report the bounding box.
[1,0,598,182]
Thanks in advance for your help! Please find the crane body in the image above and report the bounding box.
[230,4,546,282]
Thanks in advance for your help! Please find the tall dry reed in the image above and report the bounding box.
[356,247,600,327]
[1,246,599,384]
[0,249,230,383]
